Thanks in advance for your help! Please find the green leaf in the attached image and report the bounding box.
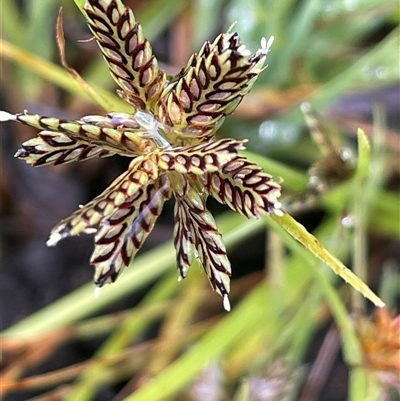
[0,39,130,112]
[123,284,270,401]
[270,212,384,308]
[354,128,371,180]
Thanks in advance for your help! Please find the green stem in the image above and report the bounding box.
[270,212,384,308]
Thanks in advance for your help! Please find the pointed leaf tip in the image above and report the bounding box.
[46,233,62,247]
[0,111,16,122]
[223,295,231,311]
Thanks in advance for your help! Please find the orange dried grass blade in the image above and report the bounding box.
[56,8,113,112]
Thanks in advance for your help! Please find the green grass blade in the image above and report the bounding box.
[284,26,400,124]
[1,0,25,45]
[1,241,174,338]
[123,283,269,401]
[1,212,262,338]
[354,128,371,180]
[0,39,130,112]
[270,212,384,308]
[265,214,364,365]
[266,0,322,85]
[64,273,180,401]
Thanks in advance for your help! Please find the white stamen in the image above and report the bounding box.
[0,111,17,122]
[94,286,101,298]
[46,233,62,247]
[223,294,231,311]
[261,36,274,53]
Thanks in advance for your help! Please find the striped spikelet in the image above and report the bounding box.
[0,0,281,310]
[155,33,272,141]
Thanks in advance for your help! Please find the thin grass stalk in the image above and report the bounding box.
[63,272,181,401]
[271,212,383,307]
[122,283,270,401]
[0,39,129,111]
[351,129,371,311]
[265,215,364,366]
[284,26,400,124]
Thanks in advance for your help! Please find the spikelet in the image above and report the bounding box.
[172,174,231,309]
[15,130,113,166]
[84,0,167,111]
[92,175,172,286]
[9,111,158,156]
[153,138,246,175]
[203,156,282,218]
[47,155,159,245]
[155,34,273,140]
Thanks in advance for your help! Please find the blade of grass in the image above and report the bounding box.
[270,212,384,308]
[351,110,387,310]
[143,272,208,376]
[379,263,400,309]
[64,271,181,401]
[1,0,25,45]
[12,0,59,98]
[284,286,324,362]
[0,39,130,112]
[122,283,270,401]
[266,0,322,85]
[226,278,322,376]
[265,214,364,366]
[73,0,86,10]
[349,367,382,401]
[25,0,57,61]
[351,129,372,311]
[354,128,371,181]
[1,241,174,338]
[284,26,400,124]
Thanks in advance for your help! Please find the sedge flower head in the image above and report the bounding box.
[0,0,281,310]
